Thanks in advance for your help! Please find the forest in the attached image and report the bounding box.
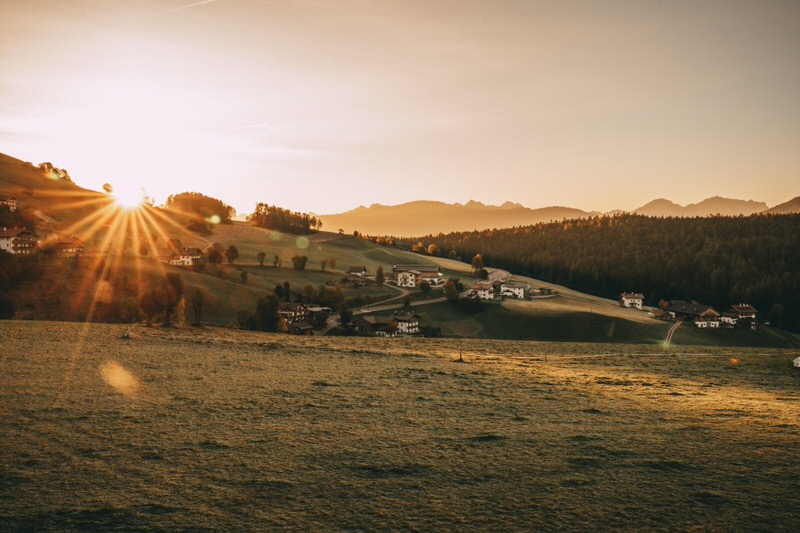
[165,192,236,224]
[375,214,800,332]
[247,203,321,235]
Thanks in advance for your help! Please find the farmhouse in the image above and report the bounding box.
[394,311,420,335]
[665,300,720,328]
[288,321,314,336]
[501,281,530,299]
[392,264,443,288]
[278,303,309,325]
[618,292,644,310]
[471,281,494,300]
[167,248,203,266]
[0,196,18,212]
[348,266,368,277]
[354,315,398,337]
[730,303,758,320]
[56,236,84,257]
[0,227,39,254]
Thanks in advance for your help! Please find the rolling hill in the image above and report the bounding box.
[763,195,800,214]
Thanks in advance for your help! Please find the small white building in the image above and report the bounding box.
[619,292,645,310]
[501,281,529,299]
[471,281,494,300]
[167,247,203,266]
[695,317,721,328]
[348,266,367,277]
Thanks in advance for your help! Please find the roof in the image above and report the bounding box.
[348,266,367,272]
[666,300,719,317]
[358,315,396,326]
[730,303,758,314]
[620,292,644,299]
[394,312,418,322]
[502,281,530,289]
[472,281,493,290]
[393,264,439,273]
[0,227,37,238]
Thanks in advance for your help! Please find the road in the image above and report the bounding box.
[664,320,682,345]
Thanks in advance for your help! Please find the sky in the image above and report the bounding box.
[1,0,799,216]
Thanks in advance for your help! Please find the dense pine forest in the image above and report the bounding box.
[379,214,800,332]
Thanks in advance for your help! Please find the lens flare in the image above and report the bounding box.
[100,361,141,397]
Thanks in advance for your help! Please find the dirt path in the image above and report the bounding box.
[664,320,681,345]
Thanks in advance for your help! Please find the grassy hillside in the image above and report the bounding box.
[2,321,799,530]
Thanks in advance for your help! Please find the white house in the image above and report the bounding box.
[501,281,529,299]
[167,247,203,266]
[619,292,645,310]
[0,227,38,254]
[471,281,494,300]
[396,270,418,288]
[394,311,420,335]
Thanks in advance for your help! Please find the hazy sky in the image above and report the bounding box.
[2,0,799,215]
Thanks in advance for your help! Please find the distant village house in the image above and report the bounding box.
[348,266,368,277]
[471,281,494,300]
[618,292,645,310]
[0,196,18,212]
[0,227,39,255]
[501,280,530,299]
[392,264,443,288]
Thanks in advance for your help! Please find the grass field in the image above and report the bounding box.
[2,321,799,531]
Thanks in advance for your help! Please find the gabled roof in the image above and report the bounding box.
[394,312,418,322]
[0,227,37,238]
[472,281,493,290]
[358,315,396,326]
[502,281,530,289]
[620,292,644,299]
[666,300,719,318]
[393,264,439,273]
[730,303,758,314]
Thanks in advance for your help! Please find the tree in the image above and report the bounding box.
[770,303,785,330]
[283,281,291,302]
[273,254,282,267]
[332,282,346,310]
[257,252,266,267]
[419,280,431,294]
[402,294,412,308]
[291,255,308,270]
[207,248,223,266]
[471,253,484,273]
[375,266,385,286]
[444,280,460,303]
[478,268,489,280]
[225,245,239,264]
[339,307,353,326]
[191,289,205,323]
[427,243,440,256]
[254,293,281,332]
[328,258,336,271]
[320,259,329,272]
[240,270,248,284]
[159,273,184,327]
[274,283,285,299]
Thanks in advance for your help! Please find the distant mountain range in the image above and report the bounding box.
[320,196,795,236]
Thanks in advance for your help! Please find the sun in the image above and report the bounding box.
[104,183,145,210]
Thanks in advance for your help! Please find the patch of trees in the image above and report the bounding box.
[165,192,236,226]
[385,214,800,332]
[247,203,321,234]
[139,273,185,327]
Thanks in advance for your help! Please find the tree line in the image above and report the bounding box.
[247,203,321,234]
[366,213,800,332]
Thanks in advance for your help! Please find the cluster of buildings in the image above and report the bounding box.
[469,280,552,300]
[620,292,760,330]
[0,226,84,257]
[656,301,759,330]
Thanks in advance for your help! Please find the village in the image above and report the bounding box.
[0,193,767,338]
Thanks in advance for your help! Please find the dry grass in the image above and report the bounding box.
[1,321,799,531]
